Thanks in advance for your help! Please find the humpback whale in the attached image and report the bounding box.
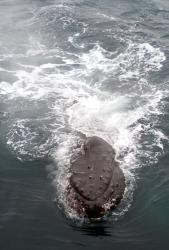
[67,136,125,219]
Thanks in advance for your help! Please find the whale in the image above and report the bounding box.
[67,136,125,219]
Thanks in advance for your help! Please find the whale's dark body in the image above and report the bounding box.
[67,136,125,219]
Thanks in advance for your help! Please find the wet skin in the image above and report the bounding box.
[67,136,125,219]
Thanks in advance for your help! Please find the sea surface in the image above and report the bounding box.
[0,0,169,249]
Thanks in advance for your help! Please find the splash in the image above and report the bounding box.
[0,7,168,220]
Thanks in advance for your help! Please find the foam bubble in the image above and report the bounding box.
[0,34,167,221]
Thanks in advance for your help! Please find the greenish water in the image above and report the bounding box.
[0,0,169,249]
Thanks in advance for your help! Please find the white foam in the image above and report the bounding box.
[96,12,116,21]
[1,35,167,221]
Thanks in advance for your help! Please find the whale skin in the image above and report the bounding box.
[67,136,125,219]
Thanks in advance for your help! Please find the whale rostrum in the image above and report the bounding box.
[67,136,125,219]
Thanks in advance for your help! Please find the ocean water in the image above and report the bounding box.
[0,0,169,249]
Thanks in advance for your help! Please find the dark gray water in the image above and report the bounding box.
[0,0,169,249]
